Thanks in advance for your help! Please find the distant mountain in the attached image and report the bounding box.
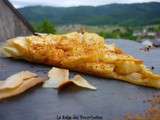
[19,2,160,26]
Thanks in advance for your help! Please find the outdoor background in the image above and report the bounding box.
[10,0,160,41]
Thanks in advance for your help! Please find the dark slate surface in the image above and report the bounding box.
[0,39,160,120]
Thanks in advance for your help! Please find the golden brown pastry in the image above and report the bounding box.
[1,32,160,88]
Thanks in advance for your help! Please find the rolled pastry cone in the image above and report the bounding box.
[1,32,160,88]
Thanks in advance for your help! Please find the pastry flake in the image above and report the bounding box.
[0,71,37,90]
[58,75,96,90]
[43,67,69,88]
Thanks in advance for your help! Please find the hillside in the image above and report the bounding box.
[19,2,160,26]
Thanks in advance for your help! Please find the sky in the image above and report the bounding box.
[9,0,160,8]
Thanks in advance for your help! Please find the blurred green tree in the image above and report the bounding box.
[156,24,160,32]
[33,19,56,34]
[99,27,138,40]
